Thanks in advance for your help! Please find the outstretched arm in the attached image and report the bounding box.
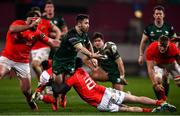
[138,34,148,65]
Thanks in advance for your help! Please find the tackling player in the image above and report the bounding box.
[51,57,176,113]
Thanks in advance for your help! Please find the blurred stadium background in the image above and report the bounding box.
[0,0,180,76]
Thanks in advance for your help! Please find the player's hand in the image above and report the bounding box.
[154,83,164,92]
[28,18,41,28]
[48,39,60,48]
[90,58,98,67]
[119,75,128,85]
[91,51,106,60]
[138,55,144,65]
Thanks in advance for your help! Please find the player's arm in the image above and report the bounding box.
[35,30,60,48]
[9,18,40,33]
[115,57,125,78]
[146,60,157,85]
[61,25,68,35]
[74,43,103,59]
[138,34,149,65]
[50,23,61,40]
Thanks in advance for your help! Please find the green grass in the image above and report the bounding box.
[0,76,179,115]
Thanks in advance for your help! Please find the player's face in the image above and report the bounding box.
[44,4,54,14]
[158,42,169,53]
[93,38,104,49]
[79,19,89,33]
[153,9,165,22]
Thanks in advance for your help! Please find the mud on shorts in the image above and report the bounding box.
[97,88,125,112]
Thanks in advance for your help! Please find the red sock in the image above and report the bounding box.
[156,100,164,106]
[42,95,56,103]
[142,108,152,112]
[159,91,167,101]
[36,84,46,92]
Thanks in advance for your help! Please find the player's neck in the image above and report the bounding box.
[75,25,83,36]
[154,20,164,28]
[47,13,54,19]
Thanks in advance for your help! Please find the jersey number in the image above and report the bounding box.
[84,76,96,90]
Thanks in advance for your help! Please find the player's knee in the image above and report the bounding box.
[174,77,180,87]
[31,60,40,68]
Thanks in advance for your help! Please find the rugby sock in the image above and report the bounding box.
[42,95,55,103]
[153,86,161,100]
[155,100,164,106]
[142,108,152,112]
[162,82,169,97]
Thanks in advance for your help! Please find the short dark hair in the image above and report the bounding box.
[92,32,104,41]
[76,14,89,23]
[45,0,54,5]
[153,5,165,13]
[158,35,169,46]
[26,10,40,17]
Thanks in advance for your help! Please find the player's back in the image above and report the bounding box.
[66,68,106,107]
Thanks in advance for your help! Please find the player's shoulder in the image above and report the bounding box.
[11,20,25,25]
[163,22,174,30]
[144,23,154,29]
[104,41,117,53]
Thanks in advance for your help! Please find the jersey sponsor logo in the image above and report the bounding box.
[165,31,169,35]
[150,31,155,36]
[53,20,58,25]
[156,30,162,32]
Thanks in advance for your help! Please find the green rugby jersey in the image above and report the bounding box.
[95,42,121,75]
[53,28,89,75]
[43,15,66,31]
[144,22,176,43]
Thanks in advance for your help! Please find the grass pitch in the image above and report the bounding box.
[0,76,179,115]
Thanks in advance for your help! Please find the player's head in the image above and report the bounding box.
[153,5,165,22]
[31,6,42,17]
[158,35,169,53]
[41,59,52,70]
[92,32,104,49]
[76,14,89,33]
[75,57,83,69]
[44,0,54,15]
[26,10,41,31]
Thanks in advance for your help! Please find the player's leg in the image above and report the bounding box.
[0,56,12,79]
[31,47,50,81]
[167,62,180,87]
[14,63,38,111]
[162,69,169,97]
[119,105,152,112]
[112,83,123,91]
[153,66,166,100]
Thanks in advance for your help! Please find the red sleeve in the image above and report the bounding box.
[171,43,180,56]
[34,29,49,43]
[11,20,25,26]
